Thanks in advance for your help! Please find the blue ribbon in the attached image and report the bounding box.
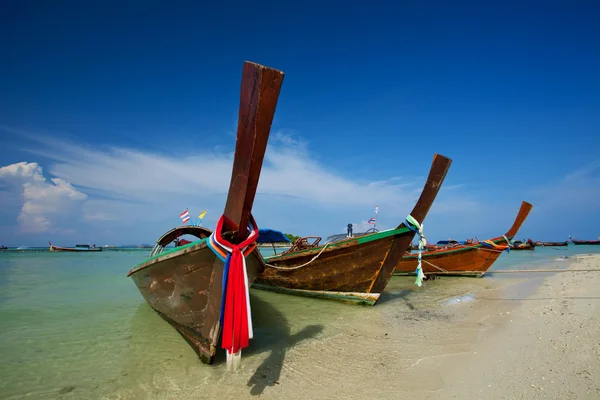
[219,253,232,325]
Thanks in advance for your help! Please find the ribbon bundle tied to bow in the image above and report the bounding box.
[405,215,427,287]
[207,214,259,371]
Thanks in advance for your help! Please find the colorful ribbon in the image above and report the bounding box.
[405,215,426,287]
[482,239,510,253]
[207,214,259,371]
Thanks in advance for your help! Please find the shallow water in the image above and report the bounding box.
[0,245,599,399]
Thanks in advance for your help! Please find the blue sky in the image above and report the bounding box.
[1,1,599,246]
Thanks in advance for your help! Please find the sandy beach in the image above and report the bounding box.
[142,253,600,400]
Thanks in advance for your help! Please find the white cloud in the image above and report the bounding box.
[0,162,87,233]
[529,161,600,212]
[16,132,469,218]
[0,129,482,243]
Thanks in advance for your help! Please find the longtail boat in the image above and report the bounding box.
[393,201,533,278]
[569,236,600,245]
[252,154,452,305]
[126,61,284,369]
[48,242,102,252]
[533,241,568,247]
[509,239,535,251]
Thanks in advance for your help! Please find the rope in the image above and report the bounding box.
[489,268,600,273]
[421,258,449,273]
[265,243,330,270]
[405,215,426,287]
[423,268,600,274]
[206,214,259,371]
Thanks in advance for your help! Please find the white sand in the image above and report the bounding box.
[430,254,600,400]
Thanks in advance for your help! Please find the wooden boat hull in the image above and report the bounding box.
[255,228,414,305]
[535,241,569,247]
[394,201,533,277]
[127,240,265,364]
[395,242,504,278]
[571,240,600,245]
[254,154,453,305]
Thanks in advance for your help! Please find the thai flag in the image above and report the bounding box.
[368,218,376,224]
[180,209,190,224]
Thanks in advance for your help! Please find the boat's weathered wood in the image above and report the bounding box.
[224,62,284,240]
[394,201,533,277]
[254,153,452,305]
[127,61,284,365]
[505,202,533,238]
[370,154,452,293]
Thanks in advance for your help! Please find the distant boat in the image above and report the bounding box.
[48,242,102,252]
[569,235,600,245]
[533,241,568,247]
[509,239,535,251]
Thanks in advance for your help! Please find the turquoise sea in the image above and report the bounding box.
[1,245,599,399]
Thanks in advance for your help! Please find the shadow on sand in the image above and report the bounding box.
[240,294,323,396]
[376,289,416,308]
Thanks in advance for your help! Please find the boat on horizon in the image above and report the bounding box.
[48,242,102,252]
[569,235,600,245]
[533,240,569,247]
[393,201,533,278]
[126,61,284,368]
[252,153,452,305]
[509,238,535,251]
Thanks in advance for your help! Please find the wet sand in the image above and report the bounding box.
[93,254,600,400]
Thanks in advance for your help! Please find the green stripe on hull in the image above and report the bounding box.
[403,237,508,259]
[132,238,208,269]
[264,226,411,261]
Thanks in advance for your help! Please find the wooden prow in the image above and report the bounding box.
[504,201,533,239]
[396,154,453,228]
[222,61,285,241]
[371,154,452,294]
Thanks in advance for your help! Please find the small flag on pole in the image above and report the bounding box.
[368,217,377,225]
[375,205,379,215]
[196,210,207,226]
[180,209,190,224]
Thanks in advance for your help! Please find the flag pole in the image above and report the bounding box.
[374,205,378,230]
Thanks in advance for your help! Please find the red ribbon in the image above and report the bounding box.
[213,214,258,356]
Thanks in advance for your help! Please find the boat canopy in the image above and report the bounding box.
[257,229,290,243]
[155,225,212,247]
